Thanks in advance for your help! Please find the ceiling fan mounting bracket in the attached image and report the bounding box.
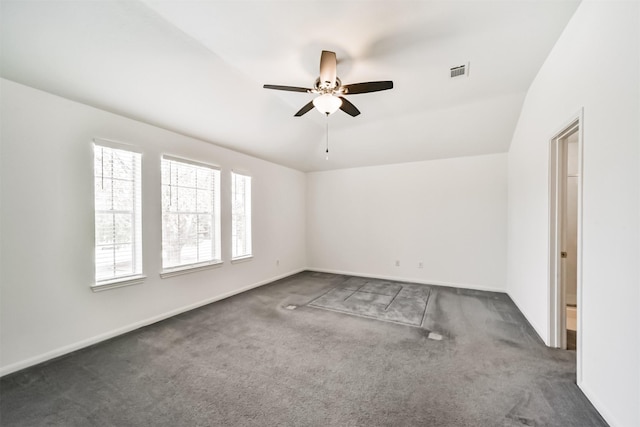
[313,77,344,95]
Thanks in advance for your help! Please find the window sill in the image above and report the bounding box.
[160,261,223,279]
[231,255,253,264]
[92,275,146,292]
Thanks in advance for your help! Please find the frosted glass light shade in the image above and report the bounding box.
[313,94,342,115]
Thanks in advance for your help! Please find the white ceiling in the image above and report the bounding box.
[1,0,580,172]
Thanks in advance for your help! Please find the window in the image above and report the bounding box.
[231,172,252,260]
[93,143,143,288]
[161,156,221,274]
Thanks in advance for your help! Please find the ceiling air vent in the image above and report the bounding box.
[450,63,468,78]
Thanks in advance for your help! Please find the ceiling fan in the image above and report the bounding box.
[263,50,393,117]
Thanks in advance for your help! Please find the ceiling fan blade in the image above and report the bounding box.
[294,101,315,117]
[319,50,337,87]
[263,84,311,93]
[343,81,394,94]
[339,97,361,117]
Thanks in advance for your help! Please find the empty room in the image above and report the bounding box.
[1,1,638,426]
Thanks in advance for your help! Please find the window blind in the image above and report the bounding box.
[231,172,252,259]
[161,156,221,270]
[94,144,142,282]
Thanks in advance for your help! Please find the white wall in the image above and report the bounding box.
[507,2,639,426]
[0,79,307,375]
[307,154,507,291]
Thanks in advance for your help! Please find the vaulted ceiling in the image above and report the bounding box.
[1,0,580,171]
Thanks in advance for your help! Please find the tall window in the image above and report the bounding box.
[231,172,252,259]
[94,144,143,285]
[161,156,220,272]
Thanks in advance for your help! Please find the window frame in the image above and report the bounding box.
[92,139,146,292]
[160,155,222,277]
[231,171,253,261]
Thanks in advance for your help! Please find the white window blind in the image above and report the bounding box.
[94,144,143,284]
[161,156,221,271]
[231,172,252,259]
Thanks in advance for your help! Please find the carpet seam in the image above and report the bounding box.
[420,288,433,328]
[384,286,403,311]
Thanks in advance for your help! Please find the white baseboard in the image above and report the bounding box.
[306,267,506,293]
[504,291,547,345]
[578,381,618,427]
[0,268,304,378]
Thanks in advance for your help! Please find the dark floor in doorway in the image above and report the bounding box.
[567,330,577,350]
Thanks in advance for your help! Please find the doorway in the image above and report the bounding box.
[549,114,582,359]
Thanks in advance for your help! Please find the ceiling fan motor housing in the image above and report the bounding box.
[314,77,343,95]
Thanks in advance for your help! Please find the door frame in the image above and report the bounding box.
[548,109,583,380]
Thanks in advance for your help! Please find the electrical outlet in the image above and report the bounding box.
[395,260,400,267]
[418,262,424,269]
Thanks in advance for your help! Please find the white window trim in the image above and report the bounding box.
[93,140,144,286]
[160,155,221,272]
[160,260,223,279]
[91,274,147,292]
[230,255,253,264]
[93,137,142,153]
[162,154,220,171]
[231,171,252,260]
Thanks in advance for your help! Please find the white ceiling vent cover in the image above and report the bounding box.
[450,63,469,78]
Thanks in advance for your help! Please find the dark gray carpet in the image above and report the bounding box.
[0,272,607,426]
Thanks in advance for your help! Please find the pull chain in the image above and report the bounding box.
[325,112,330,160]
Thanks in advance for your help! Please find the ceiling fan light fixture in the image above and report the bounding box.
[313,94,342,115]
